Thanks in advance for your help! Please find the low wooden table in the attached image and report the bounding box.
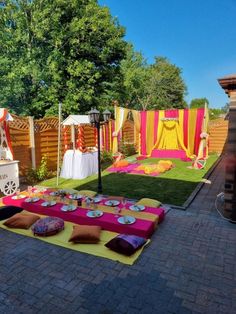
[2,190,165,239]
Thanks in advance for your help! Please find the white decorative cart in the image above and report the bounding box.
[0,108,19,195]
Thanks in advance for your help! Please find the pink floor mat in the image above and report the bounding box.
[107,163,159,176]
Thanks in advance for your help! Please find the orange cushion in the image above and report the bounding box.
[113,160,129,168]
[3,212,40,229]
[69,225,101,244]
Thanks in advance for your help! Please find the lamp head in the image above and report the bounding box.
[103,109,111,122]
[88,108,100,124]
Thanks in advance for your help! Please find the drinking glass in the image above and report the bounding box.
[44,193,50,204]
[114,206,121,217]
[16,188,21,199]
[27,186,33,198]
[122,198,127,210]
[85,197,91,210]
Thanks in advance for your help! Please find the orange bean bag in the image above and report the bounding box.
[113,160,129,168]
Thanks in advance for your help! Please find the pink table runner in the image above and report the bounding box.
[2,195,159,238]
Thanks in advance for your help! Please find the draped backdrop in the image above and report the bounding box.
[113,106,209,159]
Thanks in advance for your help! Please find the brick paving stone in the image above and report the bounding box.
[0,156,235,314]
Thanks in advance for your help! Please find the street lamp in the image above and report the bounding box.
[88,107,111,193]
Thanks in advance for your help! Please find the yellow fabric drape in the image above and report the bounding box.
[132,109,141,154]
[153,119,191,157]
[158,121,180,149]
[149,110,165,155]
[146,111,155,155]
[131,109,141,133]
[178,109,184,144]
[197,105,209,159]
[112,106,129,153]
[188,109,197,156]
[109,120,112,151]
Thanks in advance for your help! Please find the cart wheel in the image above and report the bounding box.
[3,180,18,196]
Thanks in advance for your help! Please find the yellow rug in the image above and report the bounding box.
[0,211,150,265]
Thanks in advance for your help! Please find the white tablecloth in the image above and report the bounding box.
[60,150,98,180]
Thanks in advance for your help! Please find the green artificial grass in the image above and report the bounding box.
[40,154,219,206]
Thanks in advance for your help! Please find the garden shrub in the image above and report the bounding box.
[26,155,51,184]
[119,142,136,157]
[101,150,113,163]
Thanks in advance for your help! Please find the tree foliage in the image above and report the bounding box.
[120,49,187,110]
[119,44,148,108]
[143,57,187,110]
[0,1,188,116]
[189,97,209,109]
[0,0,126,117]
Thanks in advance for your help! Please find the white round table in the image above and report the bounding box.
[60,150,98,180]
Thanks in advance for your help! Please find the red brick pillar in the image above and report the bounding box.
[218,74,236,222]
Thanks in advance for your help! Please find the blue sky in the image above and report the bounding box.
[99,0,236,108]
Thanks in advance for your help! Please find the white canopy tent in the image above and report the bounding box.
[62,115,90,150]
[62,115,90,126]
[59,114,98,181]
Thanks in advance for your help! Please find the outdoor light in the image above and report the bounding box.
[88,107,111,193]
[103,109,111,122]
[88,108,100,124]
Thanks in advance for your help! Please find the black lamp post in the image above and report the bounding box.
[88,108,111,193]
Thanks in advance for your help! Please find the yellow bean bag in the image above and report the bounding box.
[158,160,173,170]
[136,198,161,208]
[136,164,146,171]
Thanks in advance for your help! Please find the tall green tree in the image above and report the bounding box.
[0,0,126,117]
[120,52,187,111]
[143,57,187,110]
[119,43,148,108]
[189,98,209,109]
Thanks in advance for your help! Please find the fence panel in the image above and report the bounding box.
[34,117,62,171]
[9,115,31,175]
[209,118,228,154]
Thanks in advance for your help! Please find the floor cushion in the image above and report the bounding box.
[0,205,23,221]
[69,225,101,243]
[31,216,64,236]
[3,212,40,229]
[136,198,161,208]
[105,234,147,256]
[113,160,129,168]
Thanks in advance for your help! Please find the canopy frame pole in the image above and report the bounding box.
[56,102,62,186]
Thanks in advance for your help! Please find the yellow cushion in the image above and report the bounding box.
[77,190,97,197]
[136,198,161,208]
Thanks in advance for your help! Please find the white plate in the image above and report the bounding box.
[93,196,102,203]
[129,204,145,211]
[50,191,60,196]
[69,194,83,200]
[117,216,136,225]
[12,195,26,200]
[61,204,77,212]
[41,201,56,207]
[104,200,120,206]
[25,197,40,203]
[33,188,47,193]
[86,210,103,218]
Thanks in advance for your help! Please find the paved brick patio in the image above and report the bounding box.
[0,155,235,313]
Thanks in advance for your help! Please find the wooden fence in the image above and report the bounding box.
[208,118,228,154]
[9,114,226,175]
[8,115,136,175]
